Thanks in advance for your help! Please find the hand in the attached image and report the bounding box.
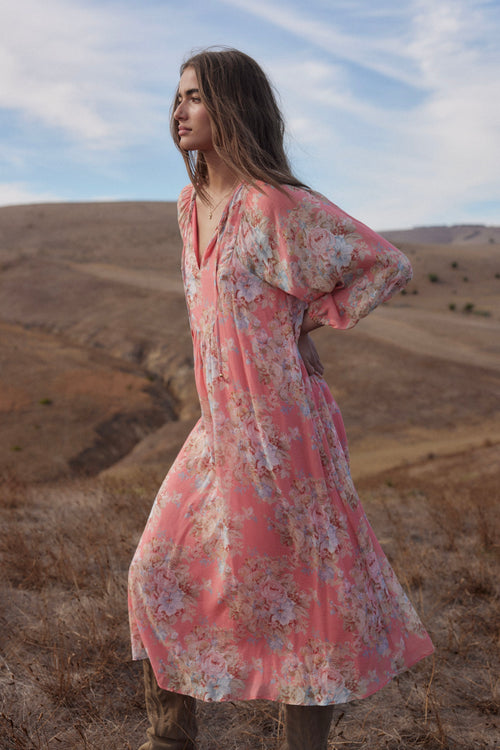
[300,309,322,334]
[298,332,324,377]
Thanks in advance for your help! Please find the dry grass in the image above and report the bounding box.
[1,444,499,749]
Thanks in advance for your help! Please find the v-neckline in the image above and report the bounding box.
[192,199,217,271]
[191,184,242,271]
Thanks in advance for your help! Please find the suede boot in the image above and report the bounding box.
[139,659,197,750]
[281,703,335,750]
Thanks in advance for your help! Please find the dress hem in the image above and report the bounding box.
[129,645,435,706]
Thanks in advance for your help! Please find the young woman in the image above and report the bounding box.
[128,48,434,750]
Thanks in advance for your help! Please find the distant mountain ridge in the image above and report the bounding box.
[0,202,498,247]
[383,224,500,245]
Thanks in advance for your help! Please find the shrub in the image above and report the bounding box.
[428,273,440,283]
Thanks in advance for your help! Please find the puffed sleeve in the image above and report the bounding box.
[239,183,412,330]
[177,185,194,240]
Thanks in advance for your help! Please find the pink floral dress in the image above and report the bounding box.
[128,182,434,705]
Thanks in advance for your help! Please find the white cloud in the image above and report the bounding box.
[0,182,62,206]
[245,0,500,227]
[0,0,172,148]
[221,0,422,87]
[0,0,498,226]
[392,0,500,221]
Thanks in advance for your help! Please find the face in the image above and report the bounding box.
[173,67,214,153]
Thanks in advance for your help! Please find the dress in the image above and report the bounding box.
[128,182,434,705]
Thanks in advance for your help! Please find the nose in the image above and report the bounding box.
[174,101,186,121]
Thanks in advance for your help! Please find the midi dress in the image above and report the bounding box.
[128,182,434,705]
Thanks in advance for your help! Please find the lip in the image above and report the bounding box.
[178,127,191,136]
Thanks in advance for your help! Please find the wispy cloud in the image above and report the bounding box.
[407,0,500,171]
[389,0,500,224]
[239,0,500,226]
[220,0,422,87]
[0,182,62,206]
[0,0,498,226]
[0,0,172,148]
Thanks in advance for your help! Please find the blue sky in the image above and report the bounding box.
[1,0,499,229]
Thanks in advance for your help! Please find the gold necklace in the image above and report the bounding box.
[207,183,238,220]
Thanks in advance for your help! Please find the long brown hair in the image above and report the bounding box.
[170,48,307,196]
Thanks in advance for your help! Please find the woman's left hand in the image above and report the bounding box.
[298,332,324,377]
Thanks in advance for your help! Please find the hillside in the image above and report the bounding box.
[1,202,499,481]
[0,202,499,749]
[383,223,500,245]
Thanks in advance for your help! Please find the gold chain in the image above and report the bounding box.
[207,183,238,220]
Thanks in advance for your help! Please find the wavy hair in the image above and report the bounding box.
[170,48,307,196]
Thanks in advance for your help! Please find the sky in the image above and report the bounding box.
[0,0,499,229]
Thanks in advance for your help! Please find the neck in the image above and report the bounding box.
[202,150,238,198]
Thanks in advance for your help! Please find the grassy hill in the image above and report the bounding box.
[0,202,499,748]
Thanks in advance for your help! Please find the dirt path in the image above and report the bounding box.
[350,416,500,480]
[66,262,500,374]
[358,305,500,371]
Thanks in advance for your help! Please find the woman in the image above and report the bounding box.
[128,48,434,750]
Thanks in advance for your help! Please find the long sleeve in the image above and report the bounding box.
[239,183,412,330]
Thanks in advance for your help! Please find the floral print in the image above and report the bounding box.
[128,182,433,704]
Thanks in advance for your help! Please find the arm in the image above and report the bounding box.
[240,185,412,331]
[300,308,322,334]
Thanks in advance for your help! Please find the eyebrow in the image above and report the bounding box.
[177,87,200,99]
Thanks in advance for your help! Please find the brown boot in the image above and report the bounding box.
[139,659,197,750]
[281,703,335,750]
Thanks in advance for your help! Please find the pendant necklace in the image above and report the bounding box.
[207,183,238,220]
